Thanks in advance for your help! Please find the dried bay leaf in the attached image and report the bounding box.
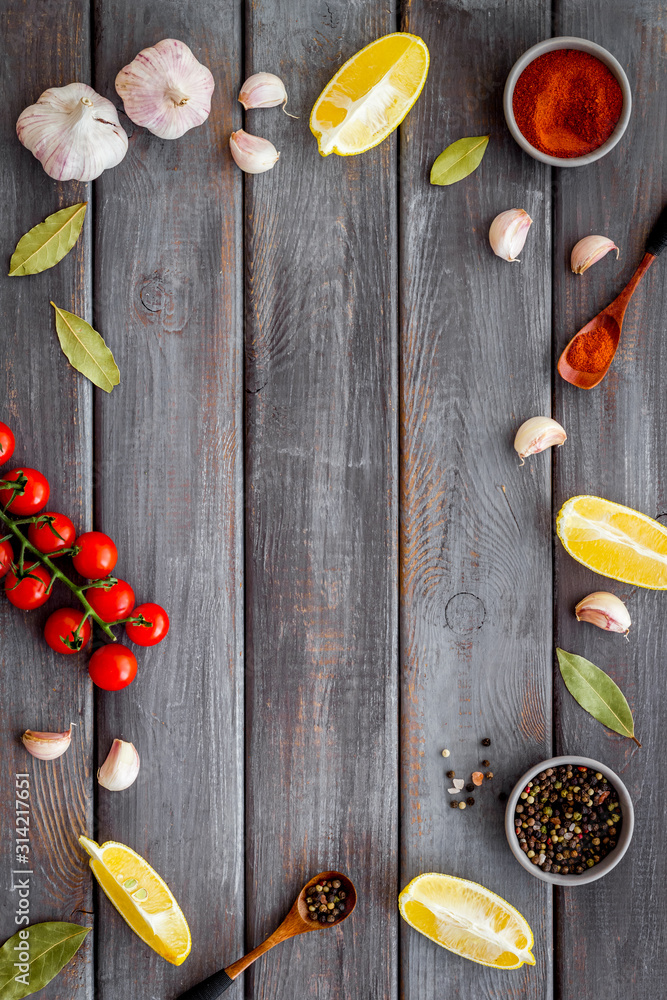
[9,203,86,276]
[0,922,90,999]
[430,135,490,186]
[51,302,120,393]
[556,648,641,746]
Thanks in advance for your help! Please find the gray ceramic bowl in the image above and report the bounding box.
[503,37,632,166]
[505,755,634,885]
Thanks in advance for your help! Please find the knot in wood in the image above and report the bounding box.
[445,592,485,634]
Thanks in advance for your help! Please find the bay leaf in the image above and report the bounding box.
[51,302,120,393]
[556,648,641,746]
[430,135,490,186]
[0,922,90,999]
[9,203,87,277]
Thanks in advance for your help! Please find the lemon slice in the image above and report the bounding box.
[398,873,535,969]
[310,32,429,156]
[79,835,191,965]
[557,495,667,589]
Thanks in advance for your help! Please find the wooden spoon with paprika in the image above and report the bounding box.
[558,205,667,389]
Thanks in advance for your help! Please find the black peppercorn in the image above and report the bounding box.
[446,770,455,779]
[450,800,459,809]
[481,737,491,747]
[466,783,474,792]
[481,760,490,768]
[466,797,475,806]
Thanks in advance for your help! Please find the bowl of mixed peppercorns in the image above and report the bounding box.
[505,756,634,885]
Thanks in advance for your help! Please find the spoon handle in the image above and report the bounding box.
[646,204,667,257]
[175,968,234,999]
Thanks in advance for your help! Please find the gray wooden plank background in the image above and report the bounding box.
[1,1,665,998]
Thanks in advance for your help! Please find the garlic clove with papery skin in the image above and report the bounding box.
[229,130,280,174]
[575,592,631,634]
[97,739,140,791]
[489,209,533,262]
[22,726,72,760]
[571,236,620,274]
[17,84,128,182]
[115,38,214,140]
[514,416,567,465]
[239,72,287,109]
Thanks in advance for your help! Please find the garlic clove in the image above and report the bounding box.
[239,72,287,110]
[115,39,214,140]
[575,592,631,634]
[514,416,567,465]
[489,209,533,262]
[229,130,280,174]
[97,738,140,791]
[17,84,128,182]
[22,726,72,760]
[571,235,620,274]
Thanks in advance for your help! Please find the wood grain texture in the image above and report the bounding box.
[92,2,244,997]
[0,3,94,998]
[399,2,553,997]
[553,2,667,996]
[243,2,399,998]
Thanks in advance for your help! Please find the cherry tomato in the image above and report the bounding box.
[88,644,137,691]
[72,531,118,580]
[4,562,51,609]
[84,578,135,623]
[28,512,76,556]
[125,602,169,646]
[0,539,14,578]
[0,423,15,466]
[0,468,50,515]
[44,607,91,654]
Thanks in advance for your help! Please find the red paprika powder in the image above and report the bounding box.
[566,325,616,374]
[512,49,623,158]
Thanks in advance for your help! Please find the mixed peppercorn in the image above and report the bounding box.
[513,765,622,874]
[305,877,349,923]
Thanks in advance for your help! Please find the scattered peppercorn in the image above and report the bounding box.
[512,764,622,876]
[481,759,490,768]
[485,771,494,780]
[458,801,466,810]
[450,800,459,809]
[304,877,351,922]
[466,783,474,792]
[446,770,455,779]
[441,748,450,757]
[466,797,475,806]
[481,738,491,747]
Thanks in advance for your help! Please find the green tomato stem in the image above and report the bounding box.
[0,508,116,641]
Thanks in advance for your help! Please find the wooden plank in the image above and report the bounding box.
[243,2,399,997]
[92,3,244,996]
[399,2,553,996]
[0,3,94,998]
[552,4,667,997]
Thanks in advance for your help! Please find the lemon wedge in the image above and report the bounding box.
[310,32,429,156]
[557,495,667,589]
[79,835,191,965]
[399,872,535,969]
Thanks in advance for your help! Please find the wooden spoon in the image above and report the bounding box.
[175,871,356,999]
[557,205,667,389]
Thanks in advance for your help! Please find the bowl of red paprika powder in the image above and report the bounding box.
[503,37,632,166]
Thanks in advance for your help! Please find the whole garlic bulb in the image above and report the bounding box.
[115,38,214,139]
[16,84,128,181]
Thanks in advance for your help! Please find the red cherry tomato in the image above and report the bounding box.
[4,562,51,609]
[72,531,118,580]
[84,578,135,623]
[28,512,76,556]
[0,468,50,515]
[0,423,15,466]
[44,607,91,654]
[88,644,137,690]
[0,539,14,578]
[125,602,170,646]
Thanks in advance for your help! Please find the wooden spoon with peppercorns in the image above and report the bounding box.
[175,871,356,999]
[558,205,667,389]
